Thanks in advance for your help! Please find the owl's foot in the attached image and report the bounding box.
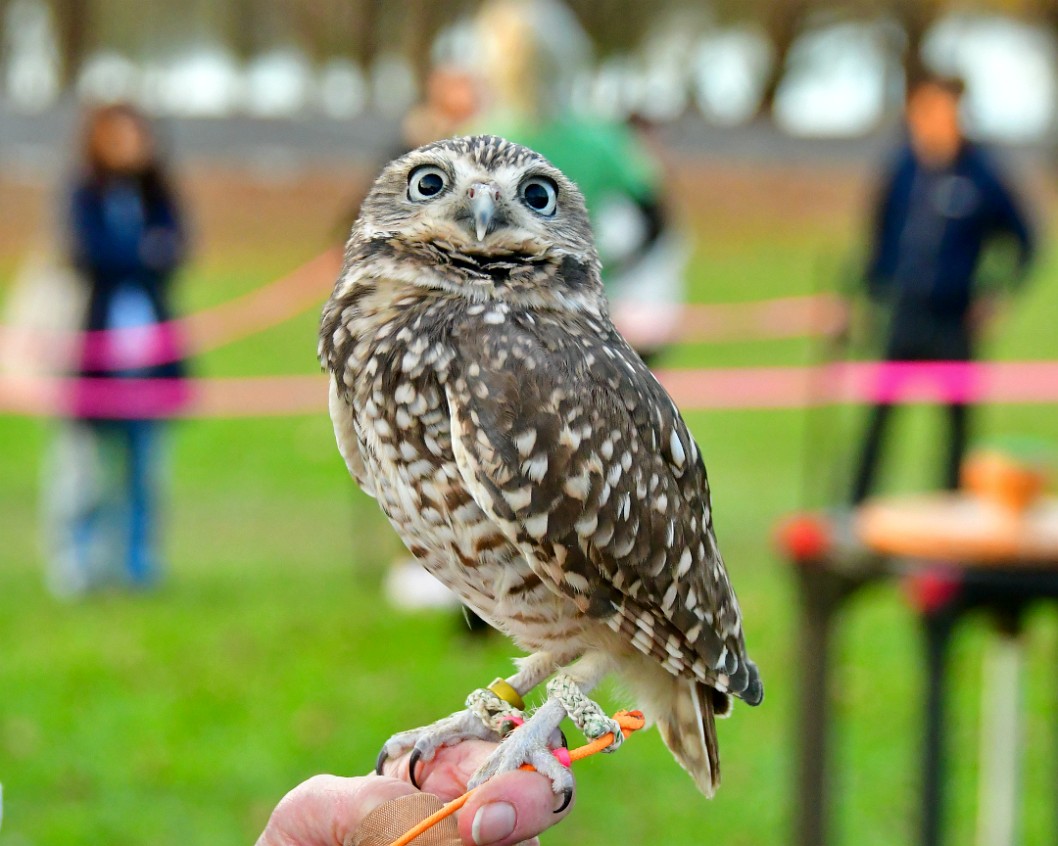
[467,673,622,812]
[375,687,522,788]
[468,698,574,812]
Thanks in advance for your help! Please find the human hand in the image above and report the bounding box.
[256,740,574,846]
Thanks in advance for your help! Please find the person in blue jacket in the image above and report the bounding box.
[851,74,1036,504]
[59,102,188,593]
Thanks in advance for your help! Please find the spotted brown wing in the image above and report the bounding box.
[446,309,762,705]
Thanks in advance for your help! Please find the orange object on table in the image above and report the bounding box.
[961,449,1048,513]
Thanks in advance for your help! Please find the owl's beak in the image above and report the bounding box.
[468,182,500,241]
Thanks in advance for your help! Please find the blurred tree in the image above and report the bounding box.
[48,0,92,87]
[26,0,1053,122]
[881,0,944,84]
[755,0,813,118]
[1005,0,1055,19]
[289,0,357,64]
[225,0,263,61]
[400,0,448,83]
[567,0,656,55]
[1022,0,1058,34]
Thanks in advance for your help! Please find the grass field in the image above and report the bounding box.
[2,157,1058,846]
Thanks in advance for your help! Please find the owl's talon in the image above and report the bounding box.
[408,747,425,789]
[554,786,573,814]
[376,707,504,787]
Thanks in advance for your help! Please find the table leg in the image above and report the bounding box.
[794,565,858,846]
[922,608,956,846]
[974,631,1023,846]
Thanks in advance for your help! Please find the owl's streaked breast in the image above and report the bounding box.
[336,281,591,650]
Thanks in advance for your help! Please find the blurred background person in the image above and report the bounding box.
[339,64,483,233]
[849,73,1036,505]
[402,65,483,151]
[475,0,688,365]
[46,102,189,597]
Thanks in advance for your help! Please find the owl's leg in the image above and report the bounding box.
[467,651,622,810]
[375,649,576,787]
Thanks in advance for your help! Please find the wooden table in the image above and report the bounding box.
[858,494,1058,565]
[781,495,1058,846]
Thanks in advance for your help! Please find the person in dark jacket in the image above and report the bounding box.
[57,102,188,594]
[851,74,1036,504]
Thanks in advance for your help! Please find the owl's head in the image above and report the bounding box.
[349,135,603,312]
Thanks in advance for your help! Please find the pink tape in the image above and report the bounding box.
[654,361,1034,409]
[3,361,1058,419]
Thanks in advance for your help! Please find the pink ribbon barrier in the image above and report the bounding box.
[2,361,1056,419]
[0,249,343,372]
[78,322,186,373]
[68,377,193,419]
[676,294,846,343]
[0,264,841,374]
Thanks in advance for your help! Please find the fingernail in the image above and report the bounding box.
[471,801,516,845]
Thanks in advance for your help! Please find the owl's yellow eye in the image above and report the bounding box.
[408,166,448,201]
[520,177,558,216]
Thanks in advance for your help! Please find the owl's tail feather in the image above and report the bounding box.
[657,679,721,797]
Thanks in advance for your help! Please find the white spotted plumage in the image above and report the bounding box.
[319,135,761,797]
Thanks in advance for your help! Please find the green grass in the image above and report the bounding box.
[2,178,1058,846]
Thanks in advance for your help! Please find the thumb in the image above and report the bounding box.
[457,770,573,846]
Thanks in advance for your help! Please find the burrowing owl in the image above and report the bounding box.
[319,135,762,806]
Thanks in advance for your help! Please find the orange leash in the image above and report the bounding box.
[388,709,646,846]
